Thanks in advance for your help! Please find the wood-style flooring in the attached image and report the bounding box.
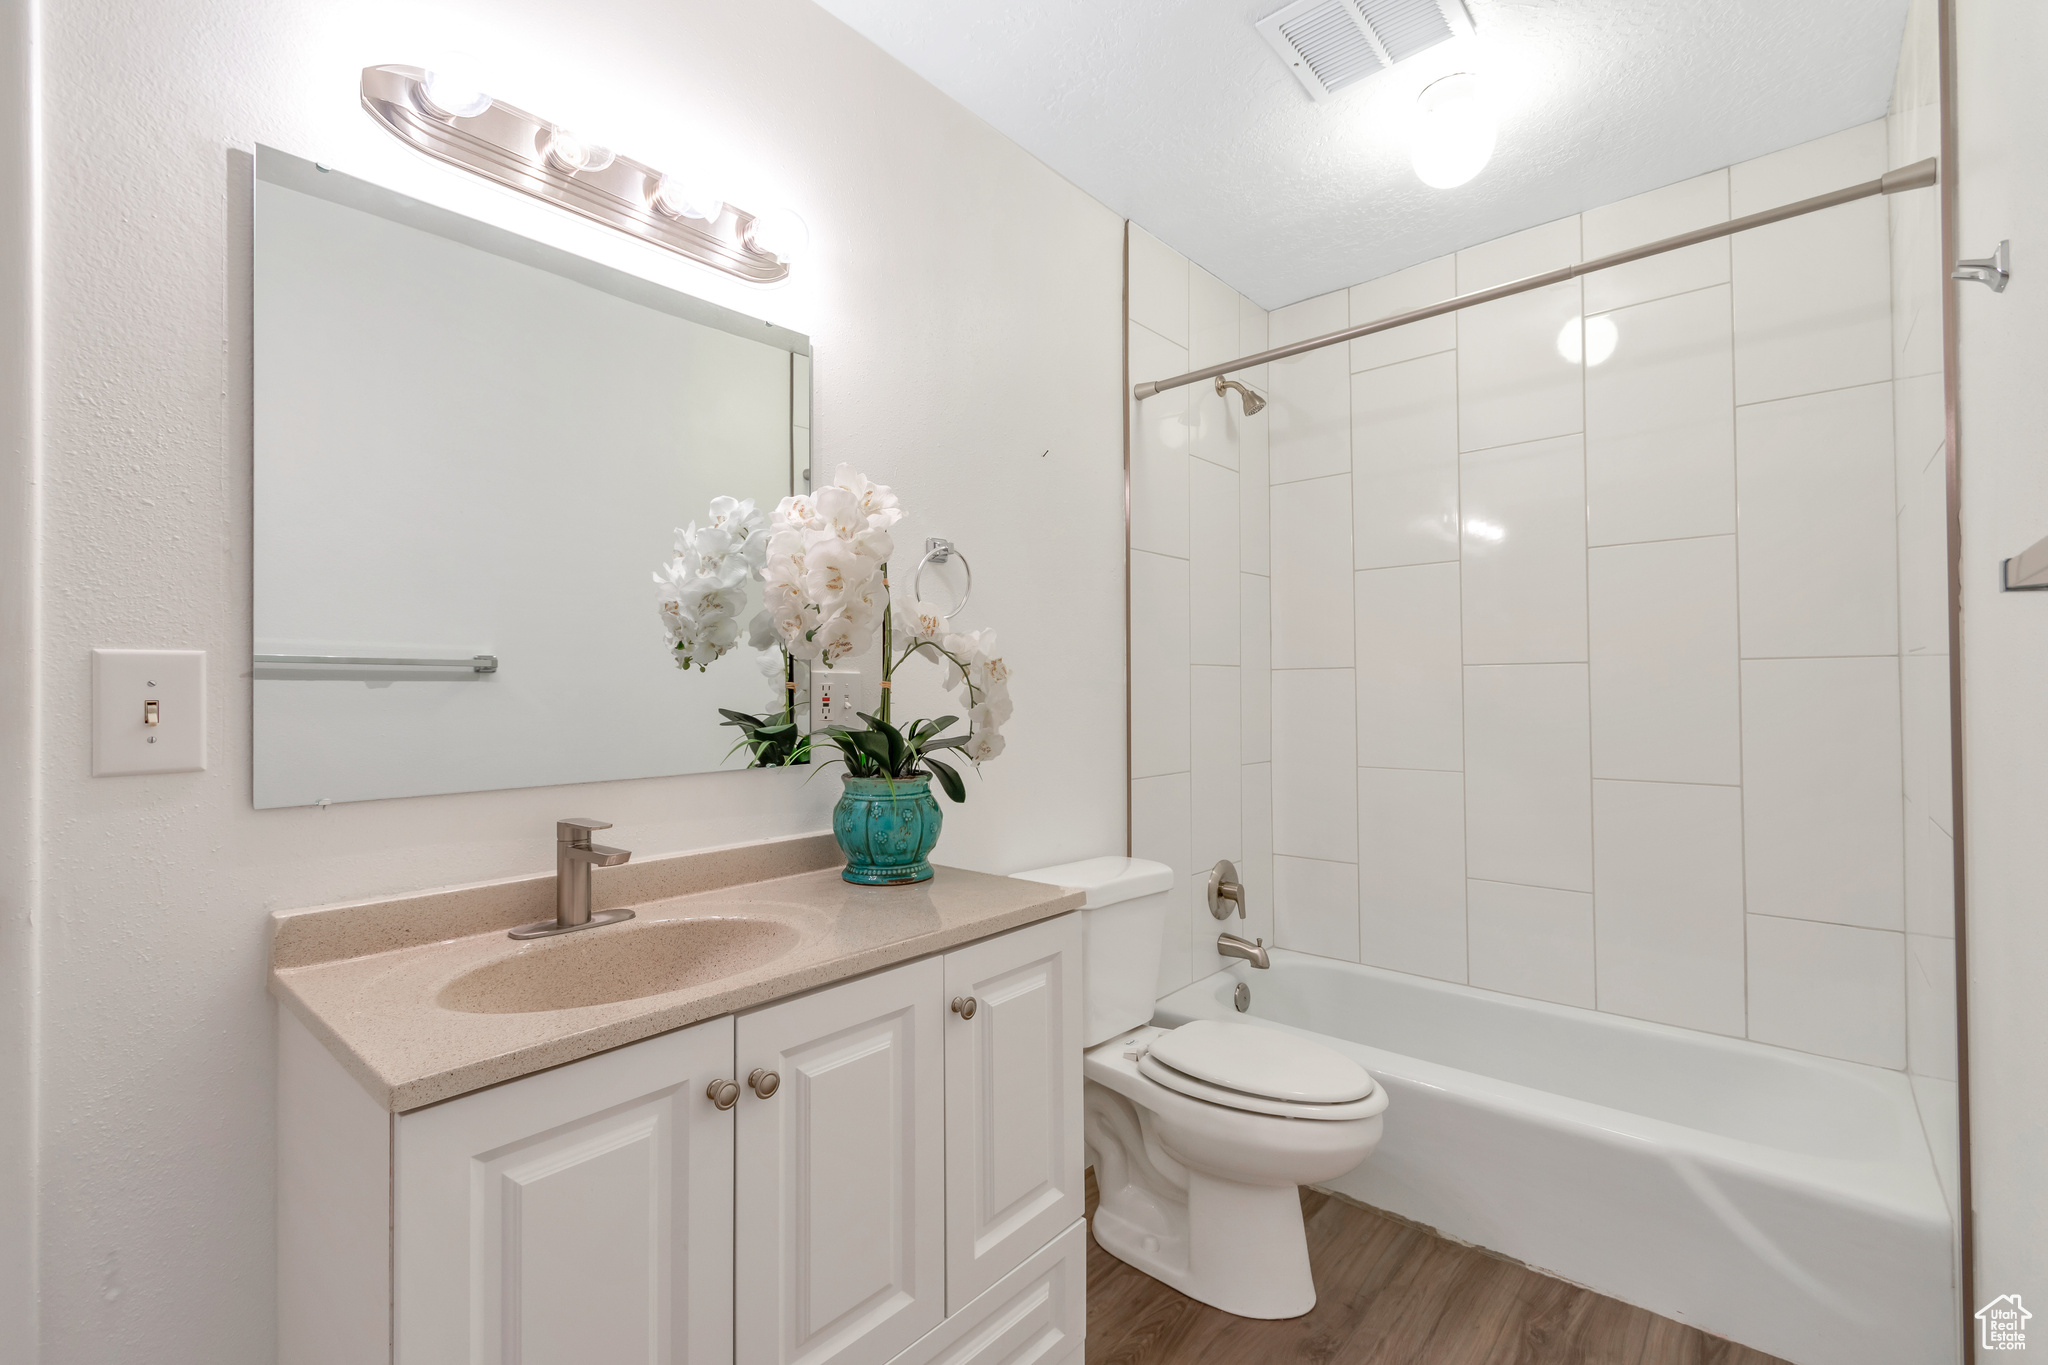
[1084,1174,1794,1365]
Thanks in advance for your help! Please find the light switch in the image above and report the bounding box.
[92,649,206,776]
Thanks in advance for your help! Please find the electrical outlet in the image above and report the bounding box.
[92,649,206,776]
[812,668,863,730]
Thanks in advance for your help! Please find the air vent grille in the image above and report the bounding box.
[1256,0,1474,102]
[1276,1,1385,95]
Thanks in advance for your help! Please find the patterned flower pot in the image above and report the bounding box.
[833,774,942,885]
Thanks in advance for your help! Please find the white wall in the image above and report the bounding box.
[1955,0,2048,1329]
[1126,226,1273,994]
[1150,118,1945,1078]
[17,1,1125,1360]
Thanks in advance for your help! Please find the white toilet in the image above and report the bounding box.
[1012,856,1387,1320]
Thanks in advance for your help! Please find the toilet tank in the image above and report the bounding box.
[1010,856,1175,1047]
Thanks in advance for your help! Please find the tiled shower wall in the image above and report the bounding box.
[1128,111,1957,1090]
[1126,227,1275,995]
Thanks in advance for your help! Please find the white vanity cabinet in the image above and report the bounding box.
[278,911,1085,1365]
[394,1017,738,1365]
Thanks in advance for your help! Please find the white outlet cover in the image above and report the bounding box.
[92,648,207,776]
[811,667,863,731]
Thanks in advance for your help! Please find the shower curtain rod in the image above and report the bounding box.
[1132,156,1939,401]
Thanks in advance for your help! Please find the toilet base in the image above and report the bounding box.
[1085,1083,1318,1319]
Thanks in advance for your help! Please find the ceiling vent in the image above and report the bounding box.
[1256,0,1475,102]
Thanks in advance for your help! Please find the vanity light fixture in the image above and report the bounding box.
[359,63,805,284]
[1410,72,1495,189]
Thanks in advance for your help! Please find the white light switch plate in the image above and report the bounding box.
[811,668,863,730]
[92,649,206,776]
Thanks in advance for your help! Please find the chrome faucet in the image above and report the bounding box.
[1205,858,1268,968]
[1217,932,1270,970]
[509,819,634,939]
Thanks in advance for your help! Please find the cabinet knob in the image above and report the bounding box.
[951,995,978,1020]
[706,1078,740,1111]
[747,1067,781,1099]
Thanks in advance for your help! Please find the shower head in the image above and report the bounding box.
[1216,376,1266,416]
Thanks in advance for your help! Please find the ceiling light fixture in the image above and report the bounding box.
[1410,72,1495,189]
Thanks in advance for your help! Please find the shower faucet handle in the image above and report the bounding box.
[1207,860,1246,920]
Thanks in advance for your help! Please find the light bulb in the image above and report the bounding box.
[652,174,723,223]
[1410,73,1496,189]
[745,207,809,265]
[542,128,613,174]
[1556,315,1618,367]
[418,57,493,120]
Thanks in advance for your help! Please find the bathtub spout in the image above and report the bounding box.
[1217,932,1269,969]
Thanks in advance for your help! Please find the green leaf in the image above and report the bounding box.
[924,756,967,803]
[921,734,971,753]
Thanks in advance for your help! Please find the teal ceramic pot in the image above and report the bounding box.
[834,774,942,885]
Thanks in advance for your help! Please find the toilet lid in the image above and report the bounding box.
[1146,1019,1376,1104]
[1137,1050,1385,1121]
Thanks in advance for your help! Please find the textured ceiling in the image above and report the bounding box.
[811,0,1912,308]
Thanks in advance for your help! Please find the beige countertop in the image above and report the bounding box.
[269,834,1083,1112]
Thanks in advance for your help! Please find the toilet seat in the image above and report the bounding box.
[1134,1020,1382,1121]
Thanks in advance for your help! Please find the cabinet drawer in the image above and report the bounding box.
[886,1219,1086,1365]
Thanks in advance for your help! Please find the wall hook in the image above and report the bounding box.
[1953,240,2010,292]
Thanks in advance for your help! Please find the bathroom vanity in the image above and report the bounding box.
[272,835,1086,1365]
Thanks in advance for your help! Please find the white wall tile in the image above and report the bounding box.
[1589,536,1740,785]
[1460,435,1587,664]
[1906,932,1958,1081]
[1241,762,1276,949]
[1736,383,1899,658]
[1270,474,1354,669]
[1270,290,1352,483]
[1468,880,1596,1007]
[1241,295,1270,353]
[1129,324,1190,558]
[1592,780,1746,1035]
[1349,253,1456,372]
[1746,915,1905,1068]
[1894,372,1948,657]
[1464,664,1593,892]
[1188,457,1240,665]
[1133,772,1193,996]
[1190,267,1243,471]
[1889,167,1944,381]
[1130,550,1190,779]
[1741,657,1904,930]
[1274,855,1360,962]
[1911,1073,1962,1223]
[1127,224,1188,346]
[1581,170,1730,314]
[1457,216,1581,292]
[1585,285,1736,545]
[1905,806,1956,939]
[1240,575,1272,763]
[1355,562,1462,770]
[1901,653,1952,828]
[1272,669,1358,861]
[1359,768,1467,982]
[1240,368,1271,575]
[1353,351,1460,568]
[1190,665,1242,867]
[1731,122,1891,405]
[1457,281,1585,453]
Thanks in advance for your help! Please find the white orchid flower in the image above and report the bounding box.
[964,730,1006,762]
[895,598,946,645]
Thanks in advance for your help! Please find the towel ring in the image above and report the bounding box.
[913,537,973,620]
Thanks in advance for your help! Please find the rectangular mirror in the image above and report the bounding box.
[253,147,808,808]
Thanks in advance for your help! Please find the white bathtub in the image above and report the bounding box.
[1155,953,1954,1365]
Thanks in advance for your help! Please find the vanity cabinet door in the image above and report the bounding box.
[941,914,1085,1312]
[392,1016,736,1365]
[734,955,947,1365]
